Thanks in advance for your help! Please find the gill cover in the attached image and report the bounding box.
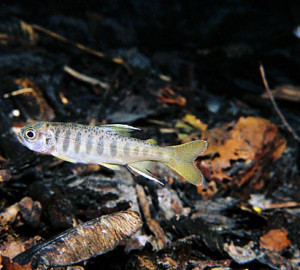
[19,122,56,154]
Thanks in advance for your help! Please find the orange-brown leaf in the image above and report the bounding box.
[0,255,31,270]
[259,228,291,251]
[154,87,186,106]
[196,117,286,199]
[200,117,286,182]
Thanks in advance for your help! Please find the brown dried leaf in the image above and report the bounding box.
[129,242,191,270]
[135,254,158,270]
[1,240,29,259]
[0,255,31,270]
[154,87,186,106]
[199,116,286,182]
[0,236,42,262]
[18,197,42,226]
[0,197,42,231]
[0,169,12,182]
[0,203,20,227]
[158,257,178,269]
[259,228,291,251]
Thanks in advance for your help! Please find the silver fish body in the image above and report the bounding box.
[18,122,207,185]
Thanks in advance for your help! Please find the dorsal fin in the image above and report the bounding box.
[97,124,140,136]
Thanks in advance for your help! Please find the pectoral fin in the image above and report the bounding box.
[53,154,77,163]
[99,162,122,171]
[127,161,163,185]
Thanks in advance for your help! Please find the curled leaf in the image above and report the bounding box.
[13,211,142,268]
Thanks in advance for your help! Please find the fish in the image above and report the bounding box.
[18,122,207,185]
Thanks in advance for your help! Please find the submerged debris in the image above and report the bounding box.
[13,211,142,268]
[1,2,300,269]
[198,116,286,198]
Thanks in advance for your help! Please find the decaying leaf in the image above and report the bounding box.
[0,197,42,231]
[182,114,208,132]
[192,259,231,270]
[0,203,20,230]
[0,237,43,261]
[154,87,186,106]
[0,169,11,182]
[0,254,31,270]
[224,241,256,264]
[175,114,207,141]
[256,249,298,269]
[127,241,191,270]
[132,254,158,270]
[18,197,42,227]
[157,188,190,219]
[13,211,142,268]
[259,228,291,251]
[197,117,286,197]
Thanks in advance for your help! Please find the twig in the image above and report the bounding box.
[136,184,167,250]
[4,84,55,120]
[263,201,300,210]
[32,24,105,58]
[31,23,127,66]
[3,88,34,98]
[64,65,110,89]
[259,63,300,142]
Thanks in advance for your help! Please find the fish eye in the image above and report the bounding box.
[25,129,36,140]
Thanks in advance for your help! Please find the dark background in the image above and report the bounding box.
[1,1,300,269]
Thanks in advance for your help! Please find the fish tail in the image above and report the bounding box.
[164,140,207,185]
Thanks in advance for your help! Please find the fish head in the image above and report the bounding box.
[18,122,56,154]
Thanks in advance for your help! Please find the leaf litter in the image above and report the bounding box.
[0,2,300,269]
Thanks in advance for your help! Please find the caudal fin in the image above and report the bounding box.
[164,140,207,185]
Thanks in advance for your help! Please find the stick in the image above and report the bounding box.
[64,66,110,89]
[32,24,126,66]
[3,88,34,98]
[259,63,300,142]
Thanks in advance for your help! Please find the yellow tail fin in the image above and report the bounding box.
[164,140,207,185]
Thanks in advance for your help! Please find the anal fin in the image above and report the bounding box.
[127,161,163,185]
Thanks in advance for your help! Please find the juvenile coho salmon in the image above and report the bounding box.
[18,122,207,185]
